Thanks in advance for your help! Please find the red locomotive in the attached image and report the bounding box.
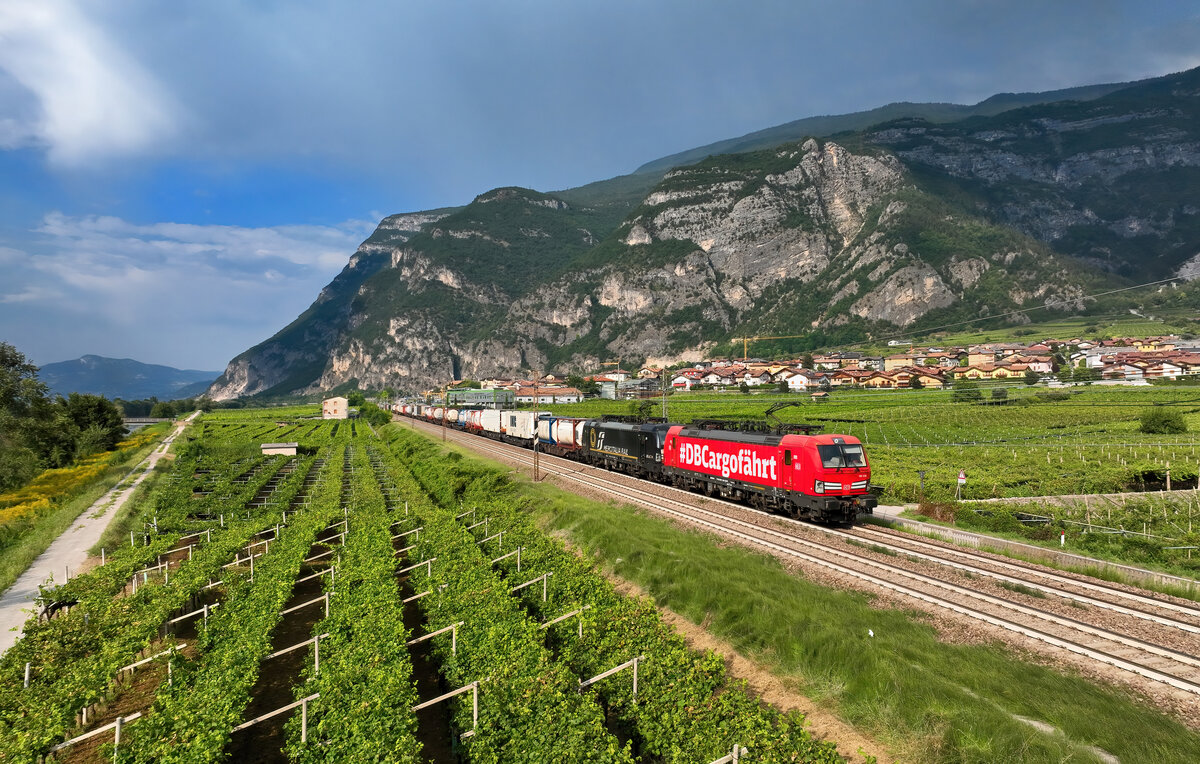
[662,426,874,524]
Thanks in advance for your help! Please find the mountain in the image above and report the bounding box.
[208,66,1200,399]
[40,355,221,401]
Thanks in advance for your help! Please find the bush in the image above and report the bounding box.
[1140,406,1188,434]
[951,379,982,403]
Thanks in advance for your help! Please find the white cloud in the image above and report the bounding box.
[1,213,375,367]
[0,0,180,164]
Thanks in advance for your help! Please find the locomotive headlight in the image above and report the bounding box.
[813,480,824,493]
[814,480,842,493]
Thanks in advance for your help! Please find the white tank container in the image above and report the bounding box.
[553,419,579,446]
[480,410,502,435]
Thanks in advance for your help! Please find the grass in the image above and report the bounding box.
[996,581,1047,599]
[0,429,168,596]
[90,460,174,556]
[414,445,1200,762]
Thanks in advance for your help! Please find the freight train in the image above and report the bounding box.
[394,403,876,525]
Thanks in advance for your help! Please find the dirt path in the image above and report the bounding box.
[0,412,197,656]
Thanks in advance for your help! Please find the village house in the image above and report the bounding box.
[322,396,349,419]
[784,369,827,391]
[585,375,620,399]
[883,353,922,371]
[671,370,704,390]
[741,368,775,386]
[909,369,948,389]
[812,355,842,371]
[514,386,584,404]
[830,369,874,386]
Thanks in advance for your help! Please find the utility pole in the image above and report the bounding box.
[441,383,447,442]
[532,373,541,481]
[661,370,669,420]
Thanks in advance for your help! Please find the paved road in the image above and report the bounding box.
[0,412,197,656]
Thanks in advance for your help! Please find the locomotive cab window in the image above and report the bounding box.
[819,444,865,468]
[783,449,791,466]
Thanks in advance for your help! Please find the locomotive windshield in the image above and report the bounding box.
[818,443,865,468]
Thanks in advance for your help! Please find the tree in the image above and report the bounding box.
[63,393,126,453]
[801,353,815,370]
[951,379,983,403]
[347,391,366,407]
[777,380,789,394]
[0,341,47,422]
[909,376,923,390]
[991,387,1008,403]
[739,382,751,394]
[1140,407,1187,434]
[0,343,53,490]
[150,401,177,418]
[566,374,600,396]
[628,399,653,420]
[1023,369,1040,386]
[357,402,392,427]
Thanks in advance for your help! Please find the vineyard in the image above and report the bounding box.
[541,386,1200,501]
[0,409,841,762]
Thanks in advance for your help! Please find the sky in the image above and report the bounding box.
[0,1,1197,373]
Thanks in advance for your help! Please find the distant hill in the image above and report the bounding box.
[40,355,221,401]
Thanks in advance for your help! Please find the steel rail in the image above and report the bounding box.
[420,420,1200,695]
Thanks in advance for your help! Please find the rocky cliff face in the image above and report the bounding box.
[209,67,1200,399]
[208,137,1088,398]
[866,67,1200,278]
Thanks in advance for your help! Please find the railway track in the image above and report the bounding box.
[409,418,1200,699]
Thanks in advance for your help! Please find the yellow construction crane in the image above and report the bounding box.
[732,334,812,362]
[598,358,624,377]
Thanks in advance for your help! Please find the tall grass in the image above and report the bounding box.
[0,427,169,596]
[511,478,1200,763]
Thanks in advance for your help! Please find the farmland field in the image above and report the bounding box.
[385,422,1200,764]
[539,385,1200,501]
[0,409,841,763]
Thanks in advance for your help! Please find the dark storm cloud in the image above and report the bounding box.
[0,0,1196,369]
[21,1,1198,202]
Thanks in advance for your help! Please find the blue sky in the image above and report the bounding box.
[1,1,1198,373]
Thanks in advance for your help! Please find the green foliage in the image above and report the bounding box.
[150,401,176,418]
[389,425,1200,764]
[951,379,983,403]
[0,344,130,491]
[0,418,339,760]
[628,399,654,420]
[356,402,391,427]
[1140,406,1187,434]
[386,427,842,762]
